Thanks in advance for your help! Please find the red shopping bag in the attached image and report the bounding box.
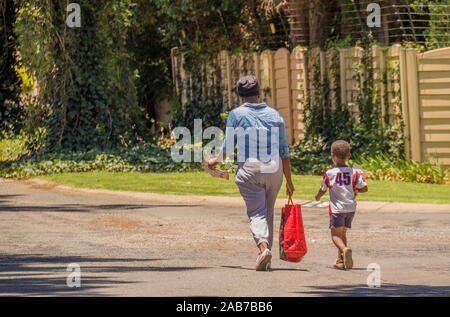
[279,196,307,262]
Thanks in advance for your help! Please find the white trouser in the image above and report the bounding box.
[235,158,283,248]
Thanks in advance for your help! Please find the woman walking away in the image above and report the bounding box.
[207,75,295,271]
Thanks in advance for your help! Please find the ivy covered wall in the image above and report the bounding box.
[14,0,144,151]
[0,0,22,132]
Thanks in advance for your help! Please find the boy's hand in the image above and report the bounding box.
[357,186,368,193]
[286,181,295,196]
[315,189,326,201]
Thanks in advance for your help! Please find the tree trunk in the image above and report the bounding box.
[308,0,339,48]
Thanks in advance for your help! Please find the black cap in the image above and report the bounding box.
[236,75,260,97]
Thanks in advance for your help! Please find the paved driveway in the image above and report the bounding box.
[0,180,449,296]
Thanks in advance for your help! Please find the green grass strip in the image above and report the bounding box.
[41,172,450,205]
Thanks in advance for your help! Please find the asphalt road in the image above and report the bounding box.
[0,179,449,297]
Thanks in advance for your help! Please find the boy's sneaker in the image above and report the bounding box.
[334,258,344,269]
[255,249,272,271]
[343,247,353,269]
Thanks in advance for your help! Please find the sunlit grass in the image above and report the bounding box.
[41,171,450,204]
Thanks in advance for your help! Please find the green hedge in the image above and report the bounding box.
[290,138,449,185]
[0,144,200,179]
[1,130,448,184]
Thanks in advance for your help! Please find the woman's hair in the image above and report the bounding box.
[331,140,351,160]
[236,75,260,97]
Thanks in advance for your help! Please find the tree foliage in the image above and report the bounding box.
[154,0,290,130]
[0,0,22,132]
[14,0,144,151]
[126,0,171,130]
[3,0,292,151]
[410,0,450,49]
[155,0,248,55]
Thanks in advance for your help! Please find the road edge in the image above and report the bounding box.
[5,178,448,213]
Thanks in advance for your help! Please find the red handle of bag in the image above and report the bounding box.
[296,203,302,242]
[287,195,302,242]
[287,195,294,206]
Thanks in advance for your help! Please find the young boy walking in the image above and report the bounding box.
[315,140,368,269]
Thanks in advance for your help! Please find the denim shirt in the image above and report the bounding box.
[221,102,290,162]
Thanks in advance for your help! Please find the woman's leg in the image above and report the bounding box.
[263,165,283,249]
[236,181,274,270]
[236,181,269,248]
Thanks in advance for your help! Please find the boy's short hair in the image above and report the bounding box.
[331,140,351,160]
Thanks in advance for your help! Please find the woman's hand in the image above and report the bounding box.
[207,159,220,169]
[282,158,295,197]
[286,181,295,196]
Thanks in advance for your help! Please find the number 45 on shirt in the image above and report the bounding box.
[336,172,351,186]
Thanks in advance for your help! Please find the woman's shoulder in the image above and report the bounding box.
[267,106,280,115]
[229,105,246,117]
[231,103,280,118]
[264,106,284,121]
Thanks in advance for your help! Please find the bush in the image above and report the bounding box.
[355,154,449,185]
[0,128,45,162]
[1,129,448,185]
[290,138,449,185]
[0,134,28,163]
[290,136,330,175]
[0,142,200,179]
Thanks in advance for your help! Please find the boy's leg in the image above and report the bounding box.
[331,227,345,268]
[342,212,355,247]
[330,213,346,267]
[339,228,348,263]
[342,228,348,246]
[330,213,355,269]
[337,249,343,261]
[342,213,355,269]
[330,227,346,253]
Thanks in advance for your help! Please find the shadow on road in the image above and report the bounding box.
[0,254,210,296]
[296,283,450,296]
[222,265,309,272]
[0,194,23,201]
[0,195,198,213]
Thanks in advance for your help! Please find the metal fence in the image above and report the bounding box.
[284,0,450,47]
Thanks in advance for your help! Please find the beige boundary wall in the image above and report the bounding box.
[172,45,450,166]
[401,47,450,165]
